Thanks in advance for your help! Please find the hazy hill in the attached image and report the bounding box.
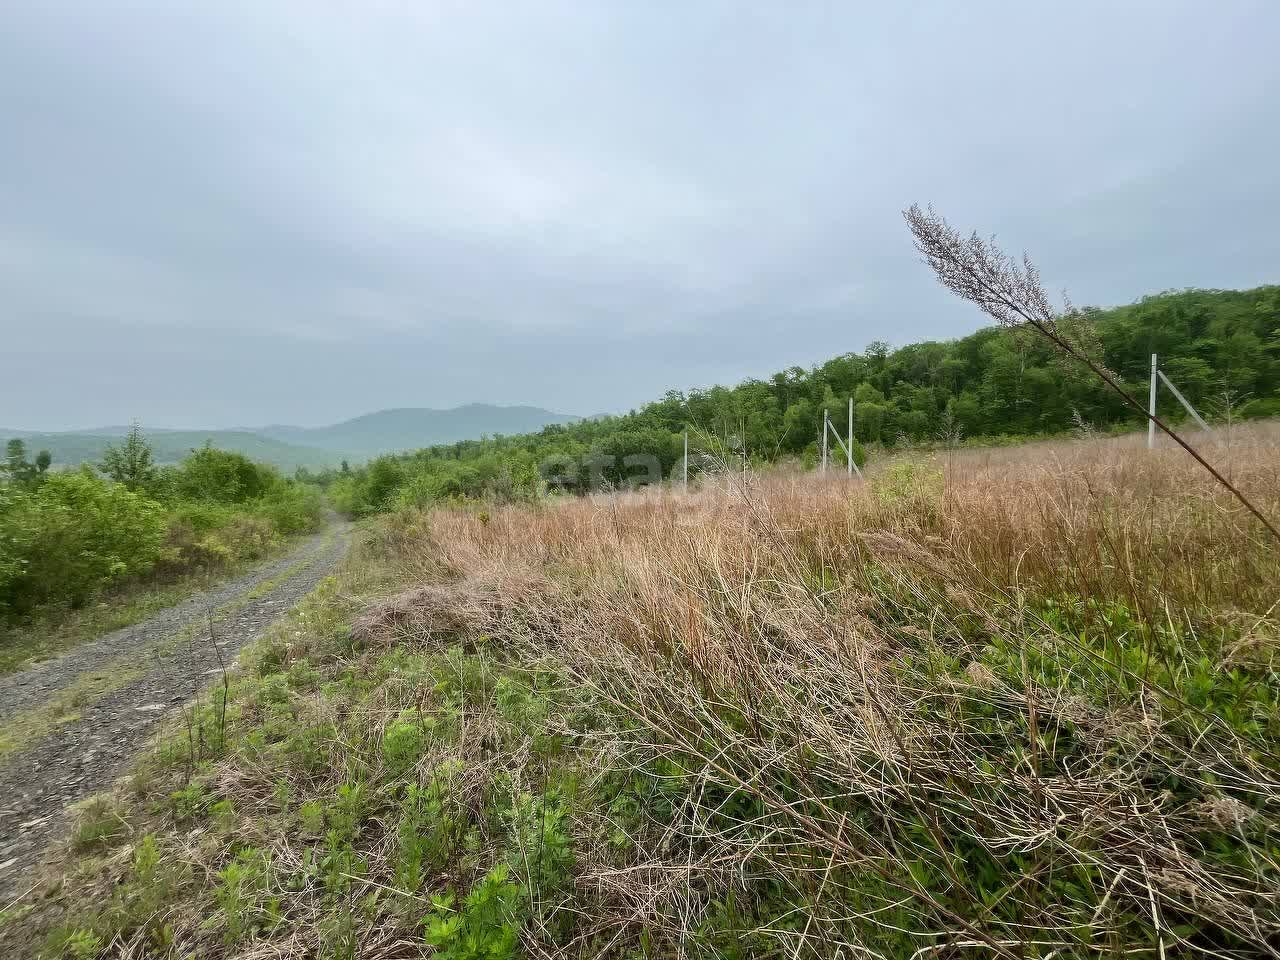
[5,404,577,472]
[255,404,578,459]
[5,430,339,472]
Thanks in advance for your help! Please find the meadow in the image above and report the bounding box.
[9,420,1277,958]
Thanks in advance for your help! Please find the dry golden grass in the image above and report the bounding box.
[372,422,1280,957]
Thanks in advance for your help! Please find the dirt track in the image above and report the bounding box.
[0,521,352,903]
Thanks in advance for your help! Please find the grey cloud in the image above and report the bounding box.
[2,0,1278,429]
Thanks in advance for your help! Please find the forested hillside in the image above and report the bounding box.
[327,285,1280,512]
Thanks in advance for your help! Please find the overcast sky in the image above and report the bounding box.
[3,1,1278,430]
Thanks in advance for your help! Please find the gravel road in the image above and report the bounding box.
[0,520,352,903]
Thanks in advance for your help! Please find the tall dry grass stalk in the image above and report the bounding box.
[377,423,1280,957]
[904,202,1280,546]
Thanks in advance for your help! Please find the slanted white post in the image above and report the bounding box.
[825,408,863,481]
[1148,353,1158,449]
[1156,369,1211,431]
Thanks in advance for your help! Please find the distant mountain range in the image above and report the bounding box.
[1,430,339,472]
[251,404,579,459]
[4,404,578,472]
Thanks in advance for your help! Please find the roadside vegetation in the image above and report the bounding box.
[0,427,326,672]
[5,417,1277,958]
[315,285,1280,514]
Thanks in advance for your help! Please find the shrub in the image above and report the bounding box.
[281,721,336,776]
[60,929,103,960]
[71,796,130,853]
[157,506,278,577]
[0,471,166,615]
[1239,396,1280,420]
[326,781,367,846]
[870,458,943,506]
[255,482,325,535]
[326,475,360,517]
[503,790,573,899]
[163,499,240,535]
[175,445,280,503]
[259,673,291,706]
[169,780,210,822]
[0,485,27,618]
[218,515,278,562]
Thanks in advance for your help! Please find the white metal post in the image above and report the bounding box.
[683,431,688,493]
[847,397,853,476]
[821,409,828,473]
[1148,353,1158,449]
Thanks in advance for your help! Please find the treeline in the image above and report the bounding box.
[316,285,1280,515]
[0,428,325,624]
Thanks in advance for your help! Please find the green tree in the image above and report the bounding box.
[2,439,50,490]
[361,456,405,510]
[99,423,156,492]
[4,438,28,480]
[177,444,278,503]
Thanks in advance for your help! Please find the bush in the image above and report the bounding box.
[156,507,278,578]
[0,443,327,624]
[175,446,280,503]
[255,483,325,536]
[0,486,27,617]
[214,847,279,945]
[0,471,166,614]
[395,764,464,892]
[381,718,425,780]
[1239,396,1280,420]
[326,476,360,517]
[503,791,573,897]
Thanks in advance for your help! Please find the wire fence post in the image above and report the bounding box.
[847,397,864,480]
[821,409,828,473]
[1148,353,1158,449]
[846,397,853,476]
[824,406,863,481]
[683,430,688,493]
